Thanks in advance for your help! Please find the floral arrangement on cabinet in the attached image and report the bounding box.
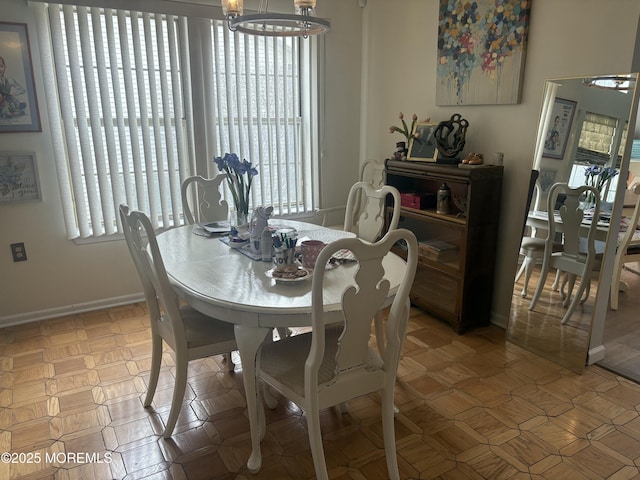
[213,152,258,225]
[389,112,429,160]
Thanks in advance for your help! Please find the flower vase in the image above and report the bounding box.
[234,210,249,228]
[582,190,598,210]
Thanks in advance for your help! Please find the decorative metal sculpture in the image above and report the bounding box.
[434,113,469,159]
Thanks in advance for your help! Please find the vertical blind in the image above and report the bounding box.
[33,3,316,239]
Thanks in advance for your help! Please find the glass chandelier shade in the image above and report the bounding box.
[222,0,330,38]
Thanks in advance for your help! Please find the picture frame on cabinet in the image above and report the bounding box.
[0,152,41,203]
[0,22,41,133]
[408,122,439,162]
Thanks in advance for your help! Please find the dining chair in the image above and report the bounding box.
[254,228,418,480]
[610,182,640,310]
[528,183,603,324]
[314,159,386,228]
[514,170,563,297]
[181,174,229,225]
[344,181,402,243]
[119,204,237,438]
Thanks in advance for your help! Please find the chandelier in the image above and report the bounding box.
[583,75,636,93]
[221,0,331,38]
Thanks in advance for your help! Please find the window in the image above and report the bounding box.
[34,3,318,239]
[570,112,629,202]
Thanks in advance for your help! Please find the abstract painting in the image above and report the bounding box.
[436,0,530,106]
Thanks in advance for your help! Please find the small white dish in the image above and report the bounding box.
[228,238,249,249]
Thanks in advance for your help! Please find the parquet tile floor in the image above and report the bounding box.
[2,303,640,479]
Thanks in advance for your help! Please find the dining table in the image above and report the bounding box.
[155,219,408,473]
[527,210,611,243]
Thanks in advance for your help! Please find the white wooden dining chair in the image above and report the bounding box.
[528,183,603,324]
[254,228,418,480]
[344,181,402,242]
[514,170,562,297]
[119,204,237,438]
[611,182,640,310]
[181,174,228,225]
[314,159,386,228]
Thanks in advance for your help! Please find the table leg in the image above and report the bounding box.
[234,324,270,474]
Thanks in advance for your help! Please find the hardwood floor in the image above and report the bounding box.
[509,260,640,381]
[2,303,640,479]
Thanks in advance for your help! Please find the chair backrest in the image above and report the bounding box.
[119,204,186,350]
[546,183,601,261]
[618,182,640,251]
[360,159,386,189]
[181,175,229,225]
[307,228,418,398]
[343,182,402,242]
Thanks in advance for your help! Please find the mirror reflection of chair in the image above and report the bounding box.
[119,204,237,438]
[528,183,603,324]
[255,229,418,480]
[181,174,229,225]
[611,182,640,310]
[514,170,563,297]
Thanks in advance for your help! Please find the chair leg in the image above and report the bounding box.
[529,258,550,311]
[163,360,188,438]
[307,408,329,480]
[562,274,577,307]
[381,387,400,480]
[562,277,590,325]
[520,255,536,298]
[225,352,235,372]
[580,280,591,304]
[514,257,526,284]
[611,257,625,311]
[550,269,561,291]
[144,336,163,407]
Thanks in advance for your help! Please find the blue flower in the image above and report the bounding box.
[212,153,258,215]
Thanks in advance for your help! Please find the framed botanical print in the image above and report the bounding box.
[0,22,41,133]
[0,152,41,203]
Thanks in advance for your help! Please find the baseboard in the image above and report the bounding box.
[490,311,508,330]
[0,293,145,328]
[588,345,606,364]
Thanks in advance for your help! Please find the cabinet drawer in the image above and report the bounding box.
[410,265,460,317]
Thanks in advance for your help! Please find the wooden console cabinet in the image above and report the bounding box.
[385,160,503,333]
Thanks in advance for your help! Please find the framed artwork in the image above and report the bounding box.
[0,22,41,133]
[0,152,41,203]
[436,0,531,105]
[542,98,577,159]
[408,122,439,162]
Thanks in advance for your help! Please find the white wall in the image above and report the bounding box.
[2,0,640,328]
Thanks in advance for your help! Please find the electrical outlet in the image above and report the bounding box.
[10,243,27,262]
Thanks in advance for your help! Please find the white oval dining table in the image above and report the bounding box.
[155,219,407,472]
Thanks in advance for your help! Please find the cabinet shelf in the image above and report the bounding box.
[400,205,467,226]
[386,160,503,333]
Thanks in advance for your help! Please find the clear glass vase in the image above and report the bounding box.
[234,210,249,228]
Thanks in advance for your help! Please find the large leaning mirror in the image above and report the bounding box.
[507,73,640,373]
